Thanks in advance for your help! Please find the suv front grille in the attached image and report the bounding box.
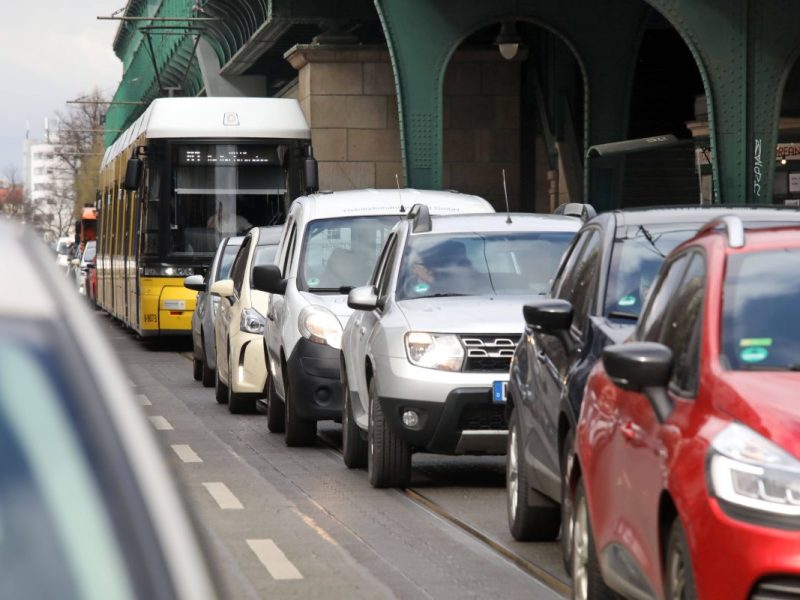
[458,404,506,431]
[460,335,519,372]
[751,577,800,599]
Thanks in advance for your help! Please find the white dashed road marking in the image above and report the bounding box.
[148,416,173,430]
[247,539,303,580]
[171,444,202,463]
[137,394,152,406]
[202,482,243,509]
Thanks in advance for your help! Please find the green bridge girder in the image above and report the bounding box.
[105,0,800,208]
[375,0,800,207]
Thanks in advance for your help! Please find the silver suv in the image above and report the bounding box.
[340,206,585,487]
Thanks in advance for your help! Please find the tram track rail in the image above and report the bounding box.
[316,430,571,599]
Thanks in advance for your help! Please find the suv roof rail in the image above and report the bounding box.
[697,214,745,248]
[407,203,432,233]
[554,202,597,222]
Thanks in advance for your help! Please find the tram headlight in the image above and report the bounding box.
[141,266,195,277]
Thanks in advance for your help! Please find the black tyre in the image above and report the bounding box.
[266,376,285,433]
[571,479,616,600]
[342,374,367,469]
[283,370,316,447]
[215,368,228,404]
[507,407,560,541]
[367,378,410,488]
[201,335,214,388]
[561,429,576,574]
[193,356,202,381]
[664,519,697,600]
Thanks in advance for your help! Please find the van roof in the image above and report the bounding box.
[419,212,583,235]
[290,188,494,222]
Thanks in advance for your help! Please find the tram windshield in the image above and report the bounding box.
[169,144,287,255]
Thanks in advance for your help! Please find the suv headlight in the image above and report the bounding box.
[404,332,464,371]
[709,422,800,523]
[240,307,266,335]
[298,306,342,349]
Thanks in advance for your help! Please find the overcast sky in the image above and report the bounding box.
[0,2,121,180]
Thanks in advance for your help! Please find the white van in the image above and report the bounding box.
[252,189,494,446]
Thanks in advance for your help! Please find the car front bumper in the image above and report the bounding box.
[286,338,342,421]
[374,355,508,454]
[229,331,268,396]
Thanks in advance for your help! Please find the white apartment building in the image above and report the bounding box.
[23,136,74,242]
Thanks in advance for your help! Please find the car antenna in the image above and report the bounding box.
[502,168,512,224]
[396,173,406,213]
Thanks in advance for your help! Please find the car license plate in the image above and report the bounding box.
[492,380,508,404]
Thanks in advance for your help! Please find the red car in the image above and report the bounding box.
[572,216,800,600]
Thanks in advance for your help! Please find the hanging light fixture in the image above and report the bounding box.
[495,21,521,60]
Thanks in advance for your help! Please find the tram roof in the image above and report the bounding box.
[102,97,311,170]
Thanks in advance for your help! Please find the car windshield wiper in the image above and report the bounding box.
[607,310,639,320]
[737,363,800,371]
[308,286,353,293]
[412,293,469,299]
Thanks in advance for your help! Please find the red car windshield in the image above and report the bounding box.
[721,248,800,370]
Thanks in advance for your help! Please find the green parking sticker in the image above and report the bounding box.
[307,277,320,286]
[740,346,769,363]
[618,295,636,307]
[414,282,430,293]
[740,338,773,348]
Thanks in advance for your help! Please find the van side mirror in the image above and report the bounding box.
[123,158,143,191]
[252,265,287,295]
[348,286,378,310]
[602,342,674,422]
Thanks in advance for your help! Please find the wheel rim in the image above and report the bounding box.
[507,423,519,520]
[668,543,687,600]
[572,492,589,600]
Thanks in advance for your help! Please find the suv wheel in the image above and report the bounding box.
[561,429,575,574]
[367,378,410,488]
[228,353,255,414]
[571,478,614,600]
[266,376,285,433]
[283,372,316,447]
[665,519,697,600]
[507,407,560,541]
[342,374,367,468]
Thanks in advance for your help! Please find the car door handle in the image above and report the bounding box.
[359,326,366,336]
[536,351,547,363]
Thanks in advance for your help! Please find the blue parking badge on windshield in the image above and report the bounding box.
[618,295,636,307]
[740,346,768,363]
[307,277,320,286]
[414,282,430,294]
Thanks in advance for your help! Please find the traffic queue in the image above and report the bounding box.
[181,188,800,600]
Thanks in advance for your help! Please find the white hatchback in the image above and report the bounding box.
[252,189,494,446]
[210,226,281,413]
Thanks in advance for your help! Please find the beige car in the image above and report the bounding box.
[210,226,281,413]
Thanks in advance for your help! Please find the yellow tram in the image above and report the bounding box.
[97,97,314,337]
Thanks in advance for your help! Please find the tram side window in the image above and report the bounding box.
[142,168,159,256]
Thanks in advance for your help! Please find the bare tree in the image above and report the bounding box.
[0,165,25,220]
[54,88,107,217]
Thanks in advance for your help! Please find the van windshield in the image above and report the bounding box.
[298,216,399,292]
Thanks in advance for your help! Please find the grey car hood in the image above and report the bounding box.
[298,291,353,327]
[397,295,529,334]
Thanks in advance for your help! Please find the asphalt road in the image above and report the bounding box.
[102,315,568,600]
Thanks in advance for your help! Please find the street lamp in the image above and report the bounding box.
[495,21,521,60]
